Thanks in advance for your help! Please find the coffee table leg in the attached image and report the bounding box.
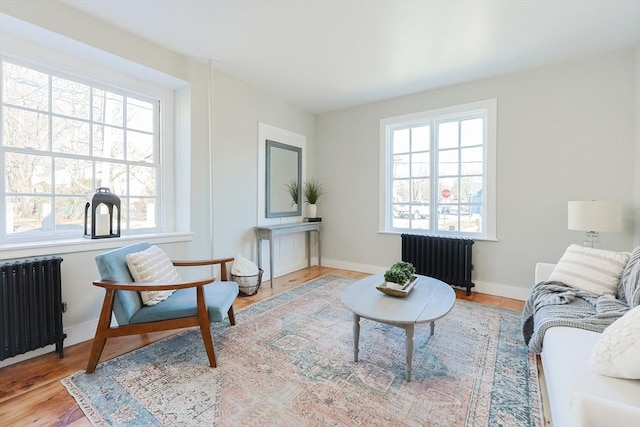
[353,313,360,362]
[430,320,435,336]
[405,324,415,382]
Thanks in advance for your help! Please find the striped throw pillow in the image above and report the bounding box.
[126,245,180,306]
[549,244,630,296]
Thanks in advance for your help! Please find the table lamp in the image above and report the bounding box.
[568,200,621,248]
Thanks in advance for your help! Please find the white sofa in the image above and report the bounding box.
[535,262,640,427]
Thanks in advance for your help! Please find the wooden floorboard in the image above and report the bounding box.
[0,267,525,426]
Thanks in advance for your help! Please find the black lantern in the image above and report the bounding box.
[84,187,121,239]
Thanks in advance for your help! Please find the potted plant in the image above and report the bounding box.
[395,261,416,278]
[284,180,299,207]
[303,178,324,218]
[383,261,416,290]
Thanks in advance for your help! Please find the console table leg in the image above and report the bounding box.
[317,229,322,267]
[353,313,360,362]
[306,231,311,267]
[255,232,262,271]
[269,236,274,288]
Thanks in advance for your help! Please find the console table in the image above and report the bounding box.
[254,222,321,287]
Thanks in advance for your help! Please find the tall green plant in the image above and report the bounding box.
[303,179,325,204]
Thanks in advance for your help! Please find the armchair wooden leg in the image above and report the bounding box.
[86,289,116,373]
[228,306,236,326]
[196,286,217,368]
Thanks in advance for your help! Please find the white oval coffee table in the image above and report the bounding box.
[341,274,456,381]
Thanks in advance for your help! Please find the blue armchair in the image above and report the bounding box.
[86,242,239,373]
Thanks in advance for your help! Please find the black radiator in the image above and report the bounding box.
[401,234,475,295]
[0,257,66,361]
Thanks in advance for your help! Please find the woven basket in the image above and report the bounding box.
[231,268,263,296]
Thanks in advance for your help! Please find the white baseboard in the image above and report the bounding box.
[323,258,386,275]
[322,258,531,301]
[472,280,531,301]
[263,260,314,281]
[0,319,98,368]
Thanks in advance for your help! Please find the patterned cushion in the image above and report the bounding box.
[126,245,179,306]
[548,244,630,296]
[618,246,640,307]
[590,305,640,379]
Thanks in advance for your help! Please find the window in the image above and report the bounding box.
[380,99,497,239]
[1,58,160,242]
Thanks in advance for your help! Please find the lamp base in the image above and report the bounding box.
[583,231,599,248]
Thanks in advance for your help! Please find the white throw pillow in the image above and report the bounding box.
[548,244,630,296]
[590,304,640,379]
[231,253,259,276]
[126,245,179,306]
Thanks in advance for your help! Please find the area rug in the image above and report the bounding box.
[62,275,542,427]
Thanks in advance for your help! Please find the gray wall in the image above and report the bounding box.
[210,69,316,261]
[316,47,639,299]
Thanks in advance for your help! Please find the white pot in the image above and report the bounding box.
[308,203,317,218]
[386,281,406,290]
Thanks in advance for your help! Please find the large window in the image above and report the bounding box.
[1,58,160,242]
[380,99,497,239]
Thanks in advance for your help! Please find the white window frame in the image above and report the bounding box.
[379,99,497,240]
[0,20,190,258]
[1,57,166,242]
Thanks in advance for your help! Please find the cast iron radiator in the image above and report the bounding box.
[0,257,66,361]
[401,234,475,295]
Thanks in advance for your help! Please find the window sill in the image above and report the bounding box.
[0,232,194,261]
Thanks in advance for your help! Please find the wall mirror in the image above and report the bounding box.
[266,140,302,217]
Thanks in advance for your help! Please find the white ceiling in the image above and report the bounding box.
[62,0,640,114]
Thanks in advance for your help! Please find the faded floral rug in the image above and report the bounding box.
[62,275,542,426]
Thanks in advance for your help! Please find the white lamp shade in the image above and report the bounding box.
[568,200,621,232]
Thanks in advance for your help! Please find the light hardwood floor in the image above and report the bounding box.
[0,267,525,426]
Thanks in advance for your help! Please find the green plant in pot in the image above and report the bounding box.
[284,180,299,207]
[303,178,324,218]
[383,261,416,290]
[395,261,415,277]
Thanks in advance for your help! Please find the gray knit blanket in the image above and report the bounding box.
[521,281,630,354]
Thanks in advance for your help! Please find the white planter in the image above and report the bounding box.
[308,203,317,218]
[386,281,406,290]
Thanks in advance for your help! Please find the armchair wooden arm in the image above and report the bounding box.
[171,257,234,279]
[92,278,215,292]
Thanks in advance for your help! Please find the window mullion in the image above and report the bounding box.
[431,121,438,231]
[48,73,55,235]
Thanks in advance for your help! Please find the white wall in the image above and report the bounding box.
[317,47,639,300]
[210,69,316,268]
